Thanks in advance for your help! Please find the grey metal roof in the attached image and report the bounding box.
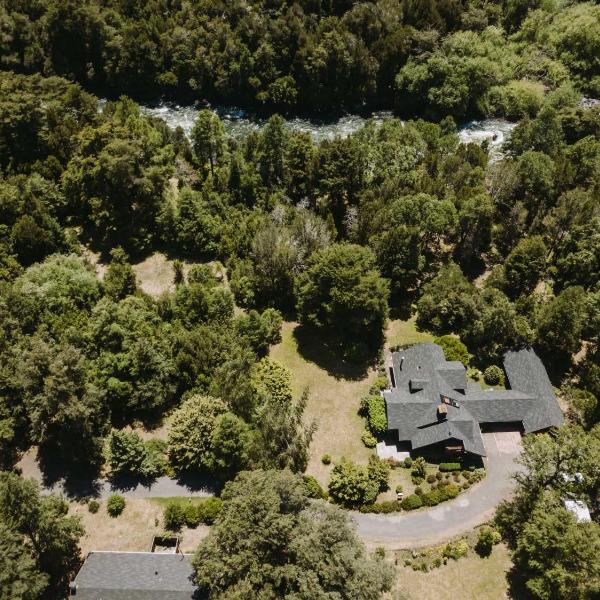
[70,552,197,599]
[385,344,564,457]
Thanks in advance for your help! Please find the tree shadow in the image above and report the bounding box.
[293,324,380,381]
[37,444,103,499]
[506,566,536,600]
[174,471,225,495]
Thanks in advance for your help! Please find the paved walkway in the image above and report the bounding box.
[18,431,522,547]
[354,431,523,547]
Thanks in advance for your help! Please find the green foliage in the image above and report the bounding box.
[107,430,166,479]
[197,497,224,526]
[163,502,185,532]
[401,494,423,511]
[359,501,401,514]
[361,429,377,448]
[439,462,462,472]
[483,366,505,386]
[106,494,126,517]
[503,236,547,298]
[434,335,471,366]
[328,459,379,508]
[475,526,501,557]
[88,500,100,514]
[366,394,387,434]
[103,247,137,300]
[296,243,389,360]
[322,454,332,465]
[193,470,393,599]
[302,475,327,500]
[412,457,427,478]
[251,358,293,406]
[442,539,469,560]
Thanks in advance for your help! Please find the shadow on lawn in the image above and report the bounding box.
[293,324,379,381]
[506,566,536,600]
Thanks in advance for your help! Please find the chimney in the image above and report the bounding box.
[437,404,448,421]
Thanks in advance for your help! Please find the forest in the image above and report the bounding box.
[0,1,599,599]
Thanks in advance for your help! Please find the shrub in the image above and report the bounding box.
[329,459,379,507]
[426,474,436,484]
[107,494,126,517]
[361,429,377,448]
[403,457,413,468]
[321,454,332,465]
[443,539,469,560]
[395,484,403,494]
[443,484,460,499]
[483,365,505,386]
[435,471,443,481]
[475,527,502,557]
[401,494,423,511]
[197,497,223,525]
[184,504,201,528]
[366,394,387,434]
[412,457,427,478]
[88,500,100,514]
[367,455,390,493]
[434,335,471,366]
[462,482,470,490]
[439,462,461,472]
[462,470,471,480]
[414,486,423,496]
[303,475,327,499]
[164,501,185,531]
[411,475,424,485]
[422,489,443,506]
[433,557,442,568]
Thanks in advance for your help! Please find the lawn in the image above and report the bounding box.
[394,543,516,600]
[270,317,435,487]
[71,498,210,555]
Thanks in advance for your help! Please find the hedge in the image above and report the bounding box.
[366,395,387,434]
[439,462,461,472]
[359,501,401,514]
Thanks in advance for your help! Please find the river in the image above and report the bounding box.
[132,102,516,161]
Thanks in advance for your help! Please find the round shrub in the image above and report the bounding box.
[395,484,403,494]
[414,486,423,496]
[164,502,185,531]
[483,365,505,386]
[401,494,423,511]
[434,335,470,366]
[475,527,502,557]
[403,457,413,468]
[107,494,126,517]
[422,489,443,506]
[443,484,460,499]
[198,497,223,525]
[435,471,443,481]
[426,474,436,484]
[88,500,100,514]
[184,504,201,528]
[439,462,461,472]
[462,470,471,480]
[321,454,332,465]
[443,539,469,560]
[462,482,470,490]
[361,429,377,448]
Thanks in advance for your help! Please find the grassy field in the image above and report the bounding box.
[71,498,210,555]
[270,317,435,486]
[394,544,515,600]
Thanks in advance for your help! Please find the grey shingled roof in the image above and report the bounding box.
[385,344,564,457]
[70,552,197,599]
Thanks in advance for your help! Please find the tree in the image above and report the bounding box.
[514,493,600,600]
[434,335,471,365]
[0,523,48,600]
[103,247,137,300]
[191,110,225,179]
[503,236,547,298]
[296,243,389,359]
[536,286,586,360]
[251,357,293,406]
[193,469,393,599]
[167,395,230,472]
[328,457,388,507]
[0,473,83,598]
[107,429,165,479]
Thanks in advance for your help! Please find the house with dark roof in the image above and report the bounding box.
[69,551,197,599]
[384,343,564,457]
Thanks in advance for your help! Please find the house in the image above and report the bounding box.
[69,551,197,599]
[384,343,564,457]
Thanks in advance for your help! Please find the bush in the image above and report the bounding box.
[107,494,126,517]
[321,454,332,465]
[88,500,100,514]
[184,504,201,528]
[462,482,470,490]
[367,455,390,493]
[422,489,443,506]
[361,429,377,448]
[435,471,443,481]
[164,502,185,531]
[434,335,471,366]
[197,497,223,525]
[411,475,424,486]
[403,457,413,468]
[475,527,502,557]
[462,470,471,480]
[366,395,387,434]
[426,474,436,484]
[401,494,423,511]
[443,484,460,499]
[414,486,423,496]
[395,484,403,494]
[443,539,469,560]
[483,365,505,386]
[439,462,461,472]
[303,475,327,499]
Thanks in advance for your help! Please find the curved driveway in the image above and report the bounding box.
[353,431,523,547]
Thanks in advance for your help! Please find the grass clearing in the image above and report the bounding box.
[71,498,210,555]
[386,316,434,348]
[394,543,515,600]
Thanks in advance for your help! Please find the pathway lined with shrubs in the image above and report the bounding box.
[353,432,523,547]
